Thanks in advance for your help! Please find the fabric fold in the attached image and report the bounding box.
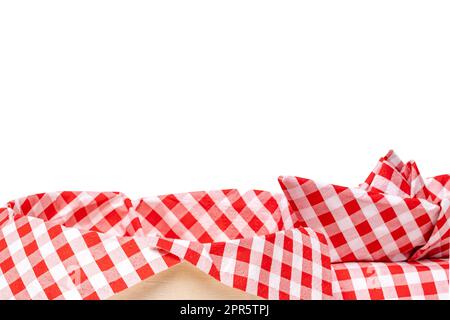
[332,259,449,300]
[0,190,333,300]
[279,150,449,263]
[361,150,449,260]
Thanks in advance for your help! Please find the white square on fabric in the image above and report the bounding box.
[0,274,9,291]
[247,264,261,281]
[6,239,22,255]
[431,269,448,282]
[114,259,135,277]
[323,195,342,211]
[75,249,94,266]
[88,271,109,290]
[336,215,354,232]
[376,274,395,288]
[269,272,281,289]
[220,256,236,273]
[140,246,162,264]
[63,228,83,242]
[1,223,16,237]
[251,238,265,254]
[39,241,55,258]
[361,203,380,219]
[30,222,48,239]
[26,279,44,298]
[148,256,168,274]
[14,258,31,275]
[404,271,421,284]
[170,240,189,257]
[101,238,121,253]
[62,287,83,300]
[351,277,368,290]
[49,263,69,282]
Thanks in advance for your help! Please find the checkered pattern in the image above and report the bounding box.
[408,203,449,260]
[6,191,139,237]
[410,177,449,260]
[0,190,332,300]
[278,150,447,263]
[360,150,435,202]
[426,174,450,200]
[278,176,440,262]
[133,189,298,241]
[332,259,449,300]
[360,151,449,260]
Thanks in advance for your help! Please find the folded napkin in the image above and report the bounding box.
[361,151,449,261]
[279,150,449,263]
[0,190,333,300]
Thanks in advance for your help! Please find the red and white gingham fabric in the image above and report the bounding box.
[0,190,333,300]
[359,150,436,202]
[279,150,448,263]
[332,259,449,300]
[360,151,449,261]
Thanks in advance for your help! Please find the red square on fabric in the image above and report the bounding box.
[184,248,201,265]
[281,263,292,279]
[391,227,407,240]
[180,212,197,229]
[249,216,264,232]
[56,243,75,261]
[44,283,63,300]
[369,288,385,300]
[17,222,32,237]
[236,246,251,263]
[104,211,122,226]
[33,260,50,278]
[43,204,58,220]
[21,199,32,214]
[0,256,15,272]
[198,194,215,211]
[215,215,232,230]
[136,264,154,280]
[83,232,102,248]
[395,285,411,298]
[366,239,382,253]
[48,225,63,239]
[318,211,336,226]
[355,220,372,237]
[24,240,39,256]
[344,199,361,215]
[422,282,438,295]
[10,278,26,295]
[146,210,163,225]
[233,275,248,291]
[257,283,269,298]
[306,190,324,206]
[96,254,115,272]
[380,207,397,223]
[121,240,141,258]
[261,254,272,272]
[110,278,128,293]
[329,232,347,248]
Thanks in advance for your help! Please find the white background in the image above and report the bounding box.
[0,1,449,204]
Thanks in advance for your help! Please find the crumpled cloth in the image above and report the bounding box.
[361,150,449,261]
[0,189,332,300]
[279,150,449,263]
[1,150,447,300]
[332,258,449,300]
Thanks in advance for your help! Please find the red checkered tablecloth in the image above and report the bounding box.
[279,150,449,263]
[0,190,333,300]
[332,259,449,300]
[0,150,448,300]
